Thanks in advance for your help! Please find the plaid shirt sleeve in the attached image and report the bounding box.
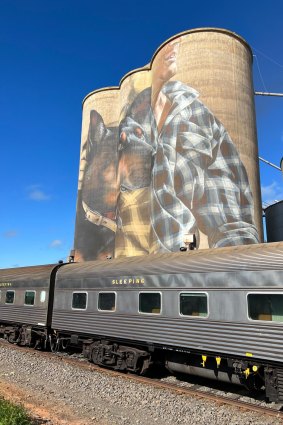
[151,92,259,251]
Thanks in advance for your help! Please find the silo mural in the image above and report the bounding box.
[74,28,263,262]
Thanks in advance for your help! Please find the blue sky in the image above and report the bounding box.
[1,0,282,268]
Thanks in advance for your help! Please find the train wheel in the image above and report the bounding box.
[49,335,60,352]
[7,331,18,344]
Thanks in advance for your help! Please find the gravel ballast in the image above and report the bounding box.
[0,342,282,425]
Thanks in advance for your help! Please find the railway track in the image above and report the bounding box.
[78,364,283,421]
[1,339,283,423]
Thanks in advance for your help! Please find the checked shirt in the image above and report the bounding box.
[116,81,259,255]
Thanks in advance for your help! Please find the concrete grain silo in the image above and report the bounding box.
[74,28,263,262]
[265,201,283,242]
[162,28,263,247]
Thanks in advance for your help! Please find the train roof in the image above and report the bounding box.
[0,264,59,283]
[57,242,283,280]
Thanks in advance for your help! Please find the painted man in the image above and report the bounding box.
[115,38,259,255]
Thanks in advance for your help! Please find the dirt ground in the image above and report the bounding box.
[0,379,97,425]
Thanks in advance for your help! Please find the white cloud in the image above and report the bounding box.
[2,230,18,238]
[26,185,51,201]
[49,239,63,248]
[29,189,50,201]
[261,181,283,205]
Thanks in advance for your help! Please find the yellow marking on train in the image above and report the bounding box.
[245,352,253,357]
[244,368,250,378]
[201,355,207,367]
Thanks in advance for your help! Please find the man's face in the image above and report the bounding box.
[153,38,181,83]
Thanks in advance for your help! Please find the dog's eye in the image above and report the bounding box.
[120,131,127,142]
[135,127,143,138]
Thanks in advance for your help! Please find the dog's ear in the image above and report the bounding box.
[89,110,107,144]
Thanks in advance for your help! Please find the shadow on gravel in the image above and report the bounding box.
[171,372,267,401]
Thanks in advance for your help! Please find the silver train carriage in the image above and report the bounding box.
[1,242,283,402]
[0,264,62,348]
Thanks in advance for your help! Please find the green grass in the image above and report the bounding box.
[0,398,32,425]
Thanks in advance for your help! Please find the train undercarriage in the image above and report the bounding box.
[1,322,283,403]
[1,323,48,349]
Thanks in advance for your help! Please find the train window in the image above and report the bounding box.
[25,291,35,306]
[72,292,87,310]
[248,294,283,322]
[5,290,15,304]
[40,291,46,303]
[98,292,116,311]
[180,293,208,317]
[139,292,161,314]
